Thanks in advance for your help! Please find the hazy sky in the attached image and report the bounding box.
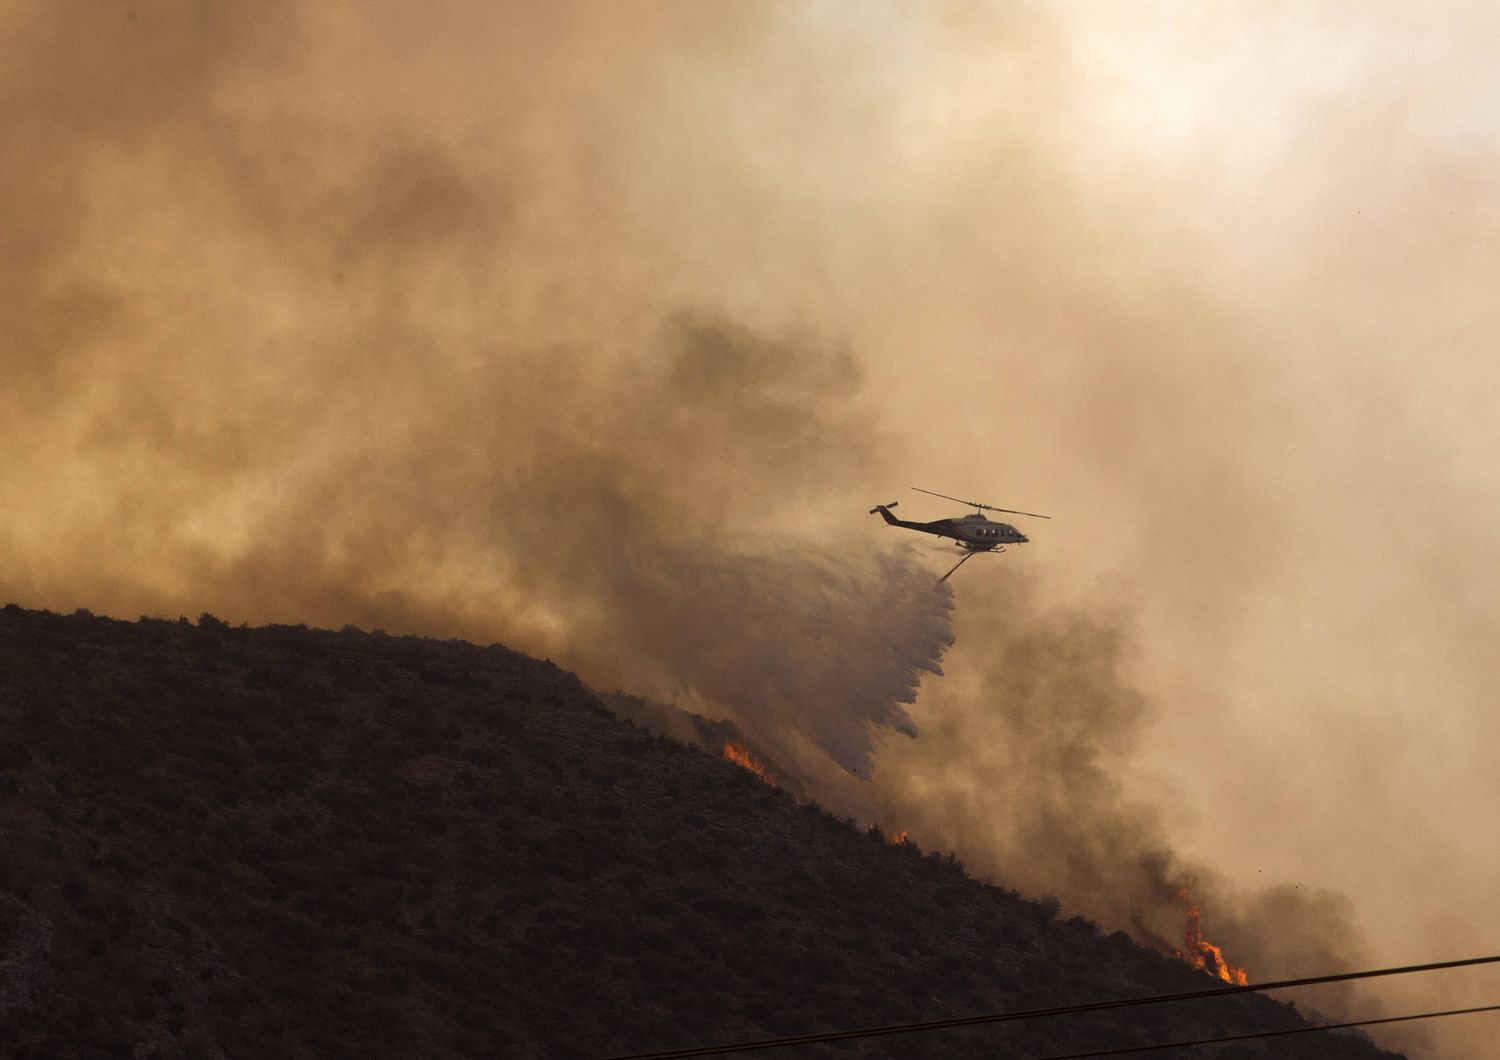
[4,3,1499,1055]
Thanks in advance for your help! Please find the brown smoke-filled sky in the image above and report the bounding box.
[5,3,1500,1055]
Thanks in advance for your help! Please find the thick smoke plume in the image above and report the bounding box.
[0,1,952,782]
[6,4,1500,1056]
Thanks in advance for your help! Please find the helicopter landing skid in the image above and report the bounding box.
[939,546,1004,583]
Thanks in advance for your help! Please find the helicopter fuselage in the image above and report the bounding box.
[870,505,1027,551]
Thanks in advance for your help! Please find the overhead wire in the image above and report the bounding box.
[1037,1002,1500,1060]
[602,953,1500,1060]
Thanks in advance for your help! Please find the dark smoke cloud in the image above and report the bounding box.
[190,309,960,778]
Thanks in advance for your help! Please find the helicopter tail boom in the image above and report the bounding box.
[872,502,937,532]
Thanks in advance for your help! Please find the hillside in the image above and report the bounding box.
[0,604,1401,1059]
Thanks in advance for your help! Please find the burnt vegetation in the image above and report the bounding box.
[0,604,1400,1059]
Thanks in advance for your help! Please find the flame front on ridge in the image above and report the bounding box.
[722,740,775,786]
[1175,888,1249,986]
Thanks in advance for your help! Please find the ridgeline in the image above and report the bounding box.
[0,605,1400,1059]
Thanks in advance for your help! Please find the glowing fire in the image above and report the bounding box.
[1175,889,1249,985]
[888,830,911,845]
[722,740,774,785]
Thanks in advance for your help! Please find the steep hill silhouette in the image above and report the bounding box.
[0,604,1401,1059]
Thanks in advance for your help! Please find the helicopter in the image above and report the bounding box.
[869,487,1051,582]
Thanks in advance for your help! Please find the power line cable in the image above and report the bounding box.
[602,953,1500,1060]
[1036,1001,1500,1060]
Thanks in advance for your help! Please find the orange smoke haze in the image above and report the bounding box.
[5,3,1500,1054]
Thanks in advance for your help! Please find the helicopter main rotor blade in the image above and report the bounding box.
[983,505,1051,520]
[911,486,1051,520]
[911,486,975,506]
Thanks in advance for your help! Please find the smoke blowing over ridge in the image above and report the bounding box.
[0,2,955,780]
[869,574,1377,1023]
[7,4,1500,1055]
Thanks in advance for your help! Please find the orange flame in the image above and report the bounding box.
[1174,889,1249,985]
[722,740,774,785]
[888,830,911,845]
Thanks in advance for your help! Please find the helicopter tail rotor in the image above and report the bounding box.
[867,500,899,515]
